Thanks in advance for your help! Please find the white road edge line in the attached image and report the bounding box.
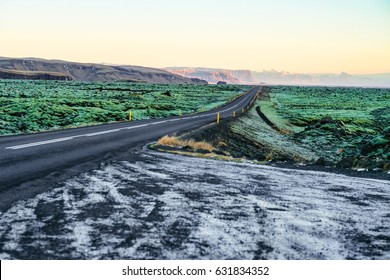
[5,89,258,150]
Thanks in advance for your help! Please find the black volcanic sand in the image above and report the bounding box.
[0,147,389,259]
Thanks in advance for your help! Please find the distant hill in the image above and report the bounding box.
[166,67,390,88]
[166,67,242,84]
[0,57,207,84]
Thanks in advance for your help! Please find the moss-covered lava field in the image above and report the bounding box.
[0,80,250,135]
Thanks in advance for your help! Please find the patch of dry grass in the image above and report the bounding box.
[157,135,182,146]
[157,135,215,152]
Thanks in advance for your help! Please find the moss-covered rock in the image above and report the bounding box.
[370,136,389,147]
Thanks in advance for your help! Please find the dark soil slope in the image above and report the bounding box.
[0,69,71,81]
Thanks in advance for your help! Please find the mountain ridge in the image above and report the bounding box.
[0,57,207,84]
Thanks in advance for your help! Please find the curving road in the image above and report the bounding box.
[0,86,260,194]
[1,85,389,260]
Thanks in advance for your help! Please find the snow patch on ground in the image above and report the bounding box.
[0,149,389,259]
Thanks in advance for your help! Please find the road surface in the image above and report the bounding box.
[0,86,259,196]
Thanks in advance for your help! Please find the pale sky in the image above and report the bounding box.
[1,0,389,74]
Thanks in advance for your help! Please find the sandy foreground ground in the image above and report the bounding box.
[0,148,389,259]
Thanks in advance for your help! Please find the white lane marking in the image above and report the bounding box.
[150,120,168,125]
[126,124,149,129]
[5,89,259,150]
[84,129,121,137]
[6,137,76,150]
[5,124,153,150]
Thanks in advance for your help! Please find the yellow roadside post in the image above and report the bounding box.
[179,110,182,117]
[242,108,244,113]
[202,106,204,112]
[233,111,236,118]
[217,112,220,124]
[129,111,132,121]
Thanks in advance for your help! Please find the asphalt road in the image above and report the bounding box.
[0,86,260,194]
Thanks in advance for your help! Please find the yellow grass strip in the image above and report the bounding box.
[157,135,215,152]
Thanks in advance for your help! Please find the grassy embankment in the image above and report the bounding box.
[155,86,390,172]
[0,80,250,135]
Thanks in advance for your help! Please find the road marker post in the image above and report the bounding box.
[217,112,220,124]
[129,111,132,121]
[179,110,182,117]
[202,106,204,112]
[242,108,244,113]
[233,111,236,118]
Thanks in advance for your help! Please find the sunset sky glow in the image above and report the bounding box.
[1,0,389,74]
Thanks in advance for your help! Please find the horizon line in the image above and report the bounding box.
[1,55,389,76]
